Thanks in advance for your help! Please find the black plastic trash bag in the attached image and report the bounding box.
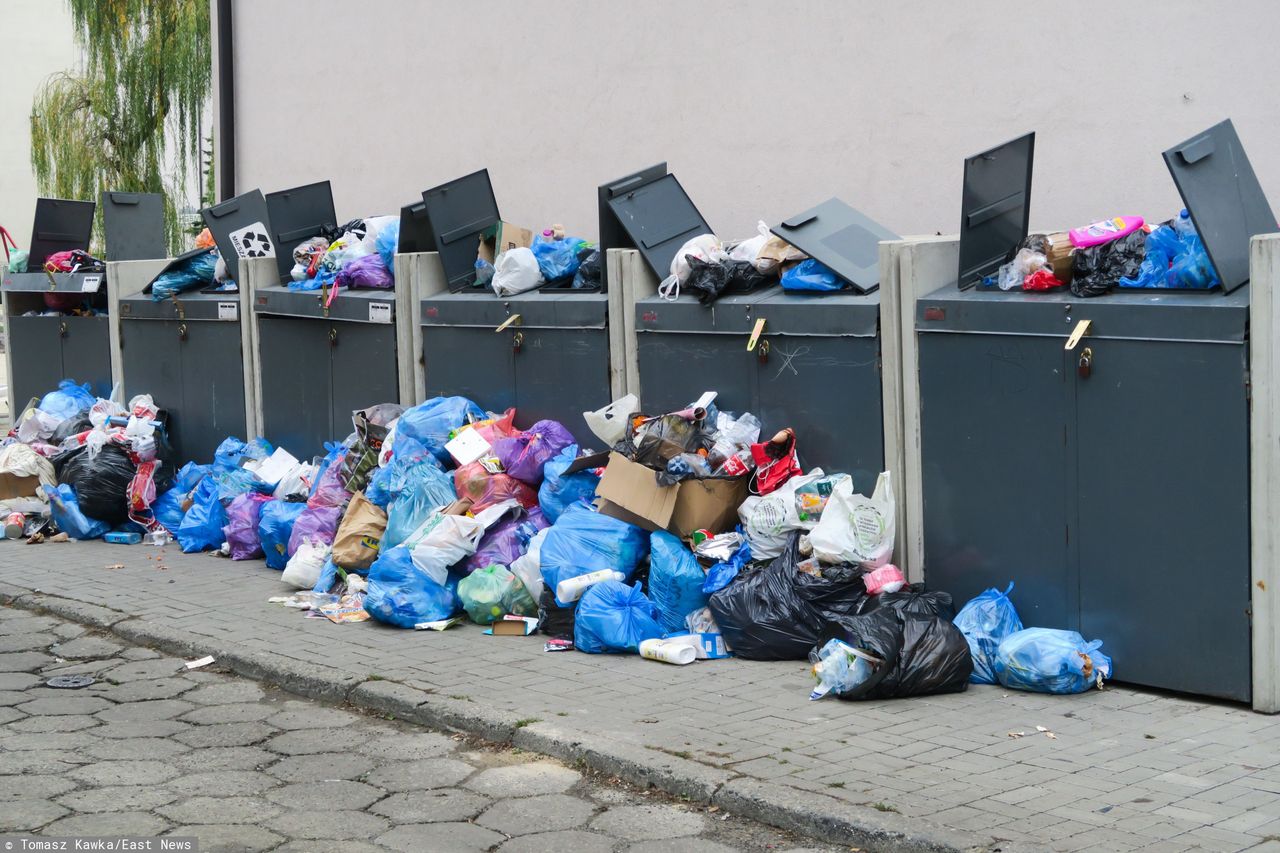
[54,443,173,525]
[709,559,825,660]
[685,256,730,306]
[724,259,773,294]
[538,586,576,640]
[855,583,955,619]
[821,605,973,700]
[1070,229,1146,298]
[794,561,868,620]
[572,248,602,289]
[50,415,93,446]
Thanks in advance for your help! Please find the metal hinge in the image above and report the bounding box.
[1245,369,1252,403]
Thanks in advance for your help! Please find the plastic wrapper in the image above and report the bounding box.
[151,250,217,300]
[995,628,1112,694]
[464,506,548,575]
[648,531,710,633]
[290,237,329,281]
[574,580,665,654]
[396,397,486,465]
[953,582,1024,685]
[538,444,600,523]
[530,235,587,282]
[39,380,94,422]
[1069,229,1146,298]
[259,500,307,570]
[458,564,538,624]
[335,254,393,290]
[331,492,388,570]
[995,248,1049,291]
[288,503,344,556]
[540,505,649,606]
[821,597,973,700]
[364,544,460,628]
[572,248,601,289]
[176,479,227,553]
[537,585,575,640]
[780,258,842,292]
[491,247,544,296]
[382,464,458,550]
[494,419,575,484]
[1022,269,1064,291]
[44,484,110,540]
[452,463,538,513]
[224,492,272,560]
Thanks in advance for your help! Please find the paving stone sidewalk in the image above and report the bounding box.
[2,541,1280,852]
[0,605,841,852]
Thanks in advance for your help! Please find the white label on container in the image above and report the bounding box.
[368,301,393,324]
[81,275,102,293]
[218,301,238,321]
[227,222,275,259]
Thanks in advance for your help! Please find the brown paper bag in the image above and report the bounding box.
[331,492,388,570]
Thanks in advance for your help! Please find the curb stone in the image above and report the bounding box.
[1,586,992,853]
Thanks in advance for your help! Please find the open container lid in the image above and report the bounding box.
[28,198,95,268]
[771,198,900,294]
[598,163,667,289]
[397,200,435,256]
[201,189,272,284]
[265,181,338,283]
[101,191,166,262]
[601,166,710,281]
[1163,119,1277,295]
[957,132,1035,290]
[421,169,500,292]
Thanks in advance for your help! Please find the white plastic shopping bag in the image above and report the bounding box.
[281,540,331,589]
[491,247,544,296]
[808,471,896,568]
[737,469,844,561]
[582,393,639,447]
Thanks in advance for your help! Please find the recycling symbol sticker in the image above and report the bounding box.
[228,221,276,259]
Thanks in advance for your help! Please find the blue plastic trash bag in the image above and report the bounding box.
[540,505,649,606]
[649,531,709,633]
[537,444,599,523]
[312,557,340,595]
[173,461,209,493]
[953,582,1024,684]
[366,436,444,509]
[259,500,307,570]
[702,537,752,595]
[176,478,228,553]
[151,488,187,535]
[994,628,1112,694]
[376,219,400,273]
[396,397,485,464]
[364,544,460,628]
[574,580,665,654]
[44,484,110,540]
[211,466,270,504]
[39,380,94,422]
[1119,224,1182,289]
[382,464,458,550]
[780,259,843,292]
[150,250,217,301]
[530,235,587,282]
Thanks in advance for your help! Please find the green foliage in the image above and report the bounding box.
[30,0,211,256]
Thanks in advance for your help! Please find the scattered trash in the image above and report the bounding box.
[185,655,216,670]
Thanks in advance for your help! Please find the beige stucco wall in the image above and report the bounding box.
[0,1,77,250]
[228,0,1280,242]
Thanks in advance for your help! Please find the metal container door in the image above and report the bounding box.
[511,327,611,428]
[178,320,248,465]
[918,332,1074,628]
[1074,339,1251,701]
[636,331,756,421]
[258,316,332,459]
[329,320,399,440]
[423,327,516,416]
[60,315,112,398]
[8,317,68,408]
[120,317,182,432]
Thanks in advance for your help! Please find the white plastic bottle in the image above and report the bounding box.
[555,569,624,603]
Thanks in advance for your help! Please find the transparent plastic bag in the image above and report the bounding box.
[953,582,1023,684]
[994,628,1111,694]
[457,564,538,624]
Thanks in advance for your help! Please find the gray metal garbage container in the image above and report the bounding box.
[633,191,897,494]
[915,122,1273,702]
[418,169,616,430]
[2,198,110,411]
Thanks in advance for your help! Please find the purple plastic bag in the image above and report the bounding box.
[335,254,394,290]
[224,492,272,560]
[464,506,549,575]
[288,503,345,556]
[494,420,575,485]
[308,449,352,509]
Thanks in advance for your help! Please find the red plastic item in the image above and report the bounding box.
[749,428,801,496]
[864,564,906,595]
[453,462,538,513]
[1022,269,1065,292]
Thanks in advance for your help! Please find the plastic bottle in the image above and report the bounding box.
[103,531,142,545]
[1172,209,1196,239]
[555,569,625,604]
[1069,216,1145,248]
[639,638,696,666]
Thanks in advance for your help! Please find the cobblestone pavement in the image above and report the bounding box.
[4,541,1280,851]
[0,605,843,852]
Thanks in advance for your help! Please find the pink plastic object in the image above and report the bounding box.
[864,565,906,595]
[1069,216,1144,249]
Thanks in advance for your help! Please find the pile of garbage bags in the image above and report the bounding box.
[287,216,400,292]
[3,376,1114,703]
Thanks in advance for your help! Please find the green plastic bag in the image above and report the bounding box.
[6,250,28,273]
[457,564,537,625]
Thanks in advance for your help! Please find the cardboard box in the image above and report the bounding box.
[0,473,41,501]
[477,221,534,264]
[595,452,747,538]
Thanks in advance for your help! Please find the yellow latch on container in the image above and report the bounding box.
[1064,319,1092,351]
[495,314,522,333]
[746,318,767,351]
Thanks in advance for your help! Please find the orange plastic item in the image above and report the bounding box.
[194,227,216,249]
